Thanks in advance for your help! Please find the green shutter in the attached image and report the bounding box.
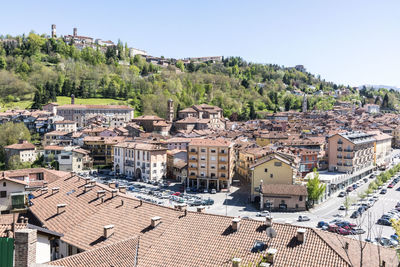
[0,237,14,267]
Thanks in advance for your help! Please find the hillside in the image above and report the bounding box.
[0,32,399,119]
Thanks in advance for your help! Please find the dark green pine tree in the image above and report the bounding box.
[31,90,42,109]
[249,101,256,120]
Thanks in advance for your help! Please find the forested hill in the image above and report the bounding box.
[0,32,398,119]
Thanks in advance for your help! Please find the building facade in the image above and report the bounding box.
[113,142,167,181]
[328,131,375,173]
[4,140,37,164]
[187,138,234,191]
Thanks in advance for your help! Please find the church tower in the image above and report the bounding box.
[51,24,56,38]
[302,93,307,113]
[167,99,174,122]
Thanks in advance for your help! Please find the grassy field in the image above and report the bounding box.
[1,96,130,111]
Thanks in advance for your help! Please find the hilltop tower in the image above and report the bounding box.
[167,99,174,122]
[73,27,77,37]
[71,94,75,105]
[51,24,56,38]
[302,93,307,113]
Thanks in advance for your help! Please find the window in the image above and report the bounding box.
[201,156,206,161]
[211,156,216,161]
[270,174,273,178]
[201,148,206,153]
[299,196,303,201]
[211,165,215,169]
[2,182,5,187]
[201,164,206,168]
[61,156,70,159]
[211,149,216,153]
[220,149,225,154]
[274,162,282,167]
[153,163,157,167]
[0,191,6,198]
[264,168,268,173]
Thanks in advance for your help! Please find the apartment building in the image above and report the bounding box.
[113,142,167,181]
[43,131,73,146]
[187,138,234,191]
[328,131,376,173]
[368,130,392,167]
[4,140,37,164]
[83,136,126,166]
[54,120,77,133]
[0,177,28,213]
[56,104,134,127]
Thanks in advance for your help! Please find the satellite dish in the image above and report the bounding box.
[266,227,277,239]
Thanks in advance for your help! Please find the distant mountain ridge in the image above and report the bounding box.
[361,84,400,91]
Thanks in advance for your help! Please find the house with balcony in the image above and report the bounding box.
[0,176,28,213]
[187,138,234,191]
[328,131,376,173]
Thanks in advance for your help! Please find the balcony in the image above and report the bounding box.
[344,156,353,159]
[344,149,353,152]
[337,148,343,152]
[337,155,342,159]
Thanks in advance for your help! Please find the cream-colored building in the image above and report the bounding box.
[56,104,134,127]
[187,138,234,191]
[54,120,77,133]
[249,153,297,201]
[368,130,392,167]
[394,126,400,148]
[237,146,271,182]
[4,140,37,164]
[113,142,167,181]
[0,177,28,212]
[328,131,375,173]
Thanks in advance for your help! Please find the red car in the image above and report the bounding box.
[346,187,353,192]
[388,184,394,188]
[337,228,351,235]
[172,192,181,196]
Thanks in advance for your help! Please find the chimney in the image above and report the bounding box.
[264,248,277,265]
[52,187,59,194]
[14,229,37,267]
[109,181,116,189]
[175,203,187,211]
[232,218,241,231]
[41,188,48,194]
[151,216,161,228]
[232,258,241,267]
[265,216,272,227]
[90,180,96,185]
[344,242,349,250]
[119,185,127,193]
[111,189,118,198]
[84,184,94,192]
[73,27,77,37]
[297,228,306,243]
[71,94,75,105]
[97,190,105,198]
[103,224,114,239]
[197,206,205,213]
[84,177,91,184]
[57,204,67,214]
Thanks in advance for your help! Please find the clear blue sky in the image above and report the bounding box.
[1,0,399,87]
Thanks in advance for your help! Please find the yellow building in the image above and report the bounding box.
[237,146,272,182]
[249,153,297,201]
[393,126,400,148]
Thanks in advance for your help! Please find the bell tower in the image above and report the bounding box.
[51,24,56,38]
[167,99,174,122]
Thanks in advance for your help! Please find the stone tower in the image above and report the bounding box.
[167,99,174,122]
[51,24,56,38]
[73,27,77,37]
[71,94,75,105]
[302,93,307,113]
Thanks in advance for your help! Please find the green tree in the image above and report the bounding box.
[306,169,326,207]
[0,56,6,69]
[175,60,184,72]
[7,155,31,170]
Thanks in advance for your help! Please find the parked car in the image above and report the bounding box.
[388,183,394,188]
[317,221,328,228]
[351,228,366,235]
[380,189,387,194]
[328,224,339,232]
[350,211,360,219]
[298,215,310,222]
[337,228,351,235]
[338,205,346,210]
[256,211,271,217]
[377,219,392,226]
[338,191,346,197]
[203,189,208,193]
[376,237,399,247]
[346,187,353,192]
[210,189,216,194]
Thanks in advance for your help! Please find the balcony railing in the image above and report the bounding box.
[337,148,343,151]
[344,149,353,152]
[337,155,342,159]
[344,156,353,159]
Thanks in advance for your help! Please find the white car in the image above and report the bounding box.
[298,215,311,222]
[338,205,346,210]
[256,211,271,217]
[210,189,216,194]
